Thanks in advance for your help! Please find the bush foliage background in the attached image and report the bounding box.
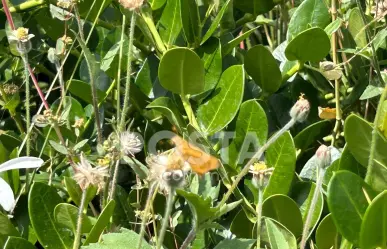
[0,0,387,248]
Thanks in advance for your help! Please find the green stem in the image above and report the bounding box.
[137,183,158,249]
[281,61,302,84]
[300,167,325,249]
[218,118,296,207]
[140,10,166,54]
[73,189,87,249]
[180,95,200,131]
[157,188,175,249]
[366,85,387,184]
[6,0,44,12]
[256,186,264,249]
[117,14,126,122]
[119,12,136,132]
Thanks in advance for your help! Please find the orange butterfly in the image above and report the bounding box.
[318,107,336,120]
[170,136,219,175]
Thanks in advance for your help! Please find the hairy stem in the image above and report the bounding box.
[116,14,126,122]
[107,160,120,201]
[119,12,136,132]
[137,183,158,249]
[157,188,175,249]
[73,189,87,249]
[218,119,296,207]
[300,167,325,249]
[256,186,264,249]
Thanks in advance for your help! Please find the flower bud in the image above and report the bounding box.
[316,145,331,169]
[289,94,310,122]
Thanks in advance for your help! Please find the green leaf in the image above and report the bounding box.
[228,100,268,167]
[360,85,383,100]
[294,120,332,152]
[113,186,134,228]
[135,54,166,98]
[262,194,303,237]
[158,48,205,95]
[64,177,97,207]
[230,210,255,238]
[159,0,182,47]
[324,18,343,36]
[0,213,20,243]
[262,218,297,249]
[82,228,152,249]
[344,114,387,190]
[146,97,187,133]
[290,182,323,237]
[197,65,244,135]
[264,132,296,198]
[73,32,99,85]
[149,0,166,9]
[4,237,36,249]
[176,189,218,225]
[360,190,387,249]
[328,170,376,245]
[122,156,149,180]
[84,200,116,246]
[77,0,112,22]
[222,27,258,56]
[213,238,255,249]
[193,38,222,101]
[54,203,93,233]
[28,182,72,249]
[234,0,277,16]
[66,80,107,105]
[316,214,338,249]
[52,96,87,123]
[180,0,201,46]
[348,8,367,48]
[373,28,387,50]
[245,45,282,93]
[287,0,330,40]
[285,27,331,62]
[49,140,68,155]
[201,0,231,44]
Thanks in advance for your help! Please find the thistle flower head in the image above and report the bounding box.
[8,28,35,43]
[289,93,310,122]
[146,150,190,192]
[120,131,142,156]
[249,161,273,189]
[119,0,144,10]
[73,153,109,193]
[316,145,331,169]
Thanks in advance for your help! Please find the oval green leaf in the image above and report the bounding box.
[285,27,331,62]
[316,214,338,249]
[264,131,296,199]
[54,203,93,234]
[327,170,376,245]
[287,0,330,40]
[197,65,244,135]
[262,194,303,237]
[28,182,72,249]
[4,237,36,249]
[245,45,282,93]
[228,100,268,167]
[158,48,204,95]
[360,191,387,249]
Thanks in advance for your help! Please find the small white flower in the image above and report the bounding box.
[8,27,35,43]
[120,131,142,156]
[73,154,109,193]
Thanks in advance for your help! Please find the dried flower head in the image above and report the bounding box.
[8,27,35,43]
[57,0,77,9]
[316,145,331,169]
[146,150,190,192]
[73,154,109,192]
[119,0,144,10]
[250,161,273,189]
[371,0,387,19]
[120,131,142,156]
[289,94,310,122]
[61,35,73,44]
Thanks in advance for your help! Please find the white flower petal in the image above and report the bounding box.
[0,177,15,212]
[0,157,44,174]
